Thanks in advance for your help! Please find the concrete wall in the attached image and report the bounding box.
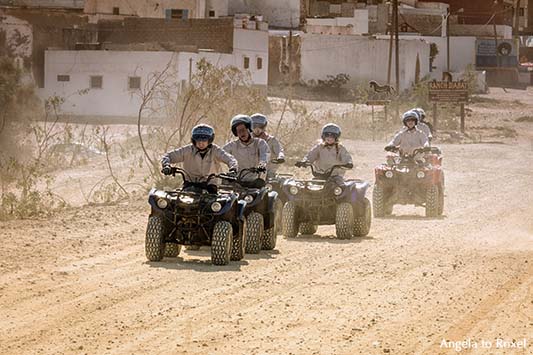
[84,0,207,18]
[206,0,228,17]
[306,10,369,35]
[40,28,268,118]
[300,34,431,90]
[0,0,85,8]
[228,0,301,28]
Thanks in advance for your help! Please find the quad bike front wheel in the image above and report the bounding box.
[372,183,386,218]
[261,214,278,251]
[299,223,318,235]
[231,219,246,261]
[353,198,372,237]
[211,221,233,265]
[145,216,166,261]
[245,212,264,254]
[335,202,354,239]
[164,243,181,258]
[282,201,299,238]
[425,185,440,217]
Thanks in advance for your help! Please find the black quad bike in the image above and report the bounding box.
[281,163,372,239]
[230,167,279,253]
[145,167,246,265]
[373,146,444,218]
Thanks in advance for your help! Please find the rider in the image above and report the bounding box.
[412,107,433,143]
[223,114,270,187]
[250,113,285,179]
[161,124,238,194]
[295,123,353,185]
[385,111,429,155]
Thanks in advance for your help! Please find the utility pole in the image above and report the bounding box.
[446,7,450,72]
[393,0,400,93]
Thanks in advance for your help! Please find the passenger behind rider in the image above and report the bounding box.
[412,107,433,143]
[295,123,353,186]
[250,113,285,179]
[223,114,270,188]
[160,124,238,194]
[385,110,429,156]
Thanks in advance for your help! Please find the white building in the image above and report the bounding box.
[228,0,301,28]
[306,9,369,35]
[300,34,431,91]
[84,0,229,19]
[39,28,268,119]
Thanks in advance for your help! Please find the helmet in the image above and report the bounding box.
[402,110,419,126]
[321,123,341,141]
[250,113,268,129]
[413,107,426,121]
[230,114,252,136]
[191,124,215,144]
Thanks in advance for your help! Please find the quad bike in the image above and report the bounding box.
[281,163,372,239]
[145,167,246,265]
[228,167,279,253]
[373,146,444,218]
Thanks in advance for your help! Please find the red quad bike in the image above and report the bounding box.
[373,146,444,218]
[281,163,372,239]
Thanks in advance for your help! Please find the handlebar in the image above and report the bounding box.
[295,162,352,180]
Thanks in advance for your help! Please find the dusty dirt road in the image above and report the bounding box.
[1,91,533,354]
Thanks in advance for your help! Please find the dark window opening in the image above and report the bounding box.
[57,74,70,82]
[90,75,103,89]
[257,57,263,70]
[519,8,525,16]
[244,56,250,69]
[113,7,119,15]
[128,76,141,90]
[209,10,215,17]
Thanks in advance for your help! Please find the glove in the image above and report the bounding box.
[384,145,395,152]
[295,161,307,168]
[161,165,172,176]
[228,168,238,176]
[257,161,267,172]
[343,163,353,169]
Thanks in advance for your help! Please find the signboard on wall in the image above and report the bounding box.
[476,39,518,68]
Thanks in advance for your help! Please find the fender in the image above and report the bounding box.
[352,181,371,203]
[148,188,168,213]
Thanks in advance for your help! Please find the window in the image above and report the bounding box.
[519,7,525,16]
[128,76,141,90]
[243,56,250,69]
[113,7,119,15]
[90,75,103,89]
[209,10,215,17]
[57,75,70,82]
[256,57,263,70]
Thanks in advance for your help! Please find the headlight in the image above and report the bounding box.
[244,195,254,203]
[333,186,343,196]
[416,171,426,179]
[289,186,299,195]
[265,183,273,191]
[385,171,394,178]
[211,201,222,212]
[156,198,168,209]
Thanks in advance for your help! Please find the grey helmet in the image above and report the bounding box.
[191,124,215,144]
[402,110,419,126]
[413,107,426,122]
[321,123,342,141]
[230,114,252,136]
[250,113,268,129]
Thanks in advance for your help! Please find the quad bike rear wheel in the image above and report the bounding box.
[299,223,318,235]
[231,219,246,261]
[145,216,166,262]
[211,221,233,265]
[261,214,277,251]
[425,185,440,217]
[335,202,354,239]
[245,212,263,254]
[353,198,372,237]
[282,201,299,238]
[163,243,181,258]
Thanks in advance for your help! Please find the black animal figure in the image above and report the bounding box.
[369,80,396,95]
